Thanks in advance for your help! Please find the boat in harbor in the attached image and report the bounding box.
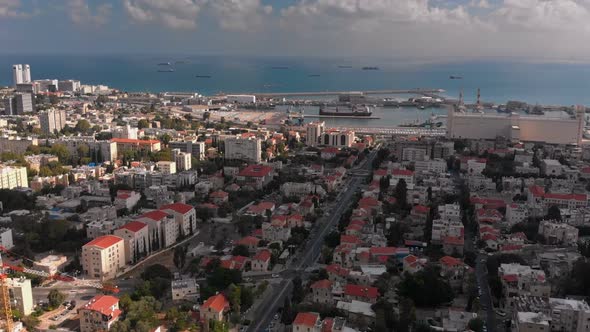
[319,105,372,117]
[157,62,171,66]
[399,119,443,128]
[383,98,400,107]
[362,66,379,70]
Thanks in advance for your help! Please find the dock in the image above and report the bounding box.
[304,115,381,119]
[334,126,447,136]
[239,89,445,98]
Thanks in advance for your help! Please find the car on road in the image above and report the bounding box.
[274,313,279,320]
[495,309,507,317]
[271,274,279,278]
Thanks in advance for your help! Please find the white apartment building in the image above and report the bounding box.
[79,295,121,332]
[40,109,66,134]
[0,166,28,189]
[319,130,355,148]
[8,278,33,316]
[0,136,38,155]
[224,136,262,163]
[81,235,126,281]
[402,147,429,162]
[171,276,200,302]
[169,139,205,160]
[499,264,550,308]
[414,158,447,174]
[431,219,464,244]
[506,203,529,225]
[58,80,81,92]
[541,159,563,176]
[156,161,177,175]
[173,149,192,171]
[466,159,486,175]
[538,220,579,245]
[306,121,325,147]
[438,203,462,222]
[0,228,14,250]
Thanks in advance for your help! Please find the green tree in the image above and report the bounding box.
[395,178,408,208]
[397,265,454,307]
[50,144,71,163]
[231,245,250,257]
[47,289,65,308]
[137,119,149,129]
[173,246,187,269]
[75,119,91,133]
[546,205,561,221]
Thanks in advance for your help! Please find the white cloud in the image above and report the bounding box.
[493,0,590,31]
[469,0,491,9]
[0,0,34,18]
[209,0,273,31]
[68,0,112,26]
[123,0,205,29]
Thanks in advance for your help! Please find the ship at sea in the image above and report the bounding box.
[158,69,175,72]
[319,105,372,117]
[362,66,379,70]
[157,62,171,66]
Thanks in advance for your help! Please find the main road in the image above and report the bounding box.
[246,149,378,332]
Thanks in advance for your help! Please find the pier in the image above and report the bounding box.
[304,115,381,119]
[334,126,447,136]
[243,88,445,98]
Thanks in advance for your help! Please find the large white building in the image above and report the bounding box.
[447,106,585,145]
[538,220,579,245]
[8,278,33,316]
[169,139,205,160]
[81,235,126,281]
[40,109,67,134]
[12,64,31,86]
[306,121,325,147]
[0,165,28,189]
[224,136,262,163]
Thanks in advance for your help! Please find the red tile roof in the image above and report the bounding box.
[528,185,545,197]
[85,235,123,249]
[209,190,229,198]
[321,147,339,154]
[369,247,397,256]
[326,264,350,277]
[404,255,418,264]
[412,205,430,214]
[293,312,320,327]
[238,165,273,177]
[344,284,379,299]
[443,236,464,245]
[340,235,361,245]
[160,203,194,214]
[253,250,271,262]
[237,236,260,246]
[119,221,147,233]
[544,192,587,201]
[502,274,518,283]
[141,210,169,221]
[201,294,229,313]
[310,279,333,289]
[359,197,380,207]
[440,256,463,267]
[83,295,120,316]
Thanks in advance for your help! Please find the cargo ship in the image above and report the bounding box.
[319,105,372,117]
[362,66,379,70]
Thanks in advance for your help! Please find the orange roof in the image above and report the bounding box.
[237,236,260,246]
[344,284,379,299]
[111,138,159,145]
[83,295,119,316]
[141,210,169,221]
[310,279,333,289]
[201,293,229,313]
[440,256,463,267]
[253,250,271,262]
[160,203,194,214]
[238,165,273,177]
[209,190,229,198]
[293,312,320,327]
[84,235,123,249]
[119,221,147,233]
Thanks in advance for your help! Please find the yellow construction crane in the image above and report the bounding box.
[0,254,13,332]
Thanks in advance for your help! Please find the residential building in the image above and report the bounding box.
[292,312,322,332]
[8,278,33,316]
[173,149,192,171]
[58,80,81,92]
[114,190,141,211]
[251,250,271,272]
[0,165,28,189]
[538,220,579,245]
[79,295,121,332]
[441,309,478,332]
[81,235,126,281]
[541,159,563,176]
[513,312,551,332]
[237,164,274,189]
[224,136,262,163]
[113,221,150,265]
[159,203,197,237]
[0,228,13,250]
[507,203,529,225]
[343,284,379,304]
[171,276,199,302]
[310,280,333,305]
[499,263,550,308]
[513,296,590,332]
[4,93,33,115]
[40,109,66,134]
[33,254,67,275]
[156,161,177,175]
[0,136,38,155]
[111,138,161,153]
[306,122,325,147]
[319,129,355,148]
[169,139,205,160]
[200,293,230,323]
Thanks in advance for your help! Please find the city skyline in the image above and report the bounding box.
[1,0,590,61]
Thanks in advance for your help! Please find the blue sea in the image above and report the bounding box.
[1,54,589,128]
[1,54,590,106]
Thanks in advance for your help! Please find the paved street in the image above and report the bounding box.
[246,149,378,332]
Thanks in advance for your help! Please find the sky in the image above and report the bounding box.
[1,0,590,61]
